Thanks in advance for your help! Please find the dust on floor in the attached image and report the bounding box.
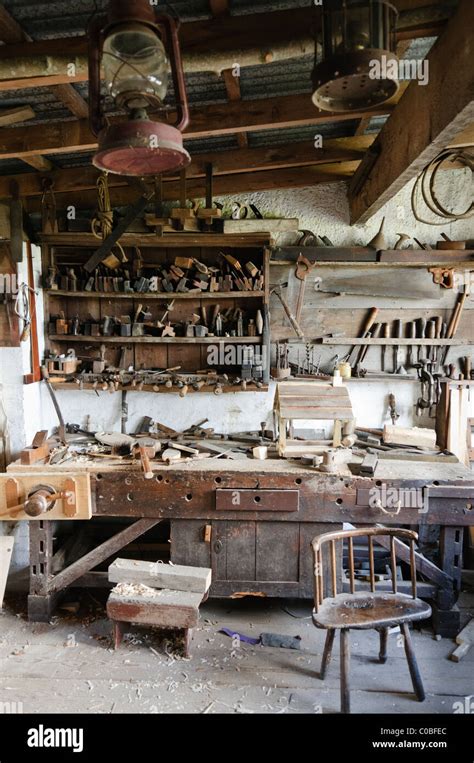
[0,593,472,714]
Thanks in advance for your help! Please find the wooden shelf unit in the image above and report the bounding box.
[49,335,262,345]
[42,234,271,386]
[47,290,265,300]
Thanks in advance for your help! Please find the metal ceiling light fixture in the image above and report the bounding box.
[312,0,399,113]
[88,0,190,176]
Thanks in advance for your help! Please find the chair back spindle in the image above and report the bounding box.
[330,540,337,597]
[348,536,355,594]
[410,539,417,599]
[390,535,398,594]
[311,527,419,613]
[368,535,375,592]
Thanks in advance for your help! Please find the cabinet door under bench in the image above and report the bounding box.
[170,519,341,598]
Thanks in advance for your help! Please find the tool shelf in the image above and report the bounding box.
[48,381,268,394]
[46,290,265,299]
[319,338,471,345]
[41,234,271,387]
[48,335,262,344]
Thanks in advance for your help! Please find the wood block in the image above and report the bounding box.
[107,587,203,628]
[449,617,474,661]
[171,208,195,220]
[20,443,50,465]
[383,425,437,450]
[108,559,212,594]
[223,218,298,234]
[32,430,48,448]
[174,256,194,270]
[197,208,221,219]
[0,536,14,608]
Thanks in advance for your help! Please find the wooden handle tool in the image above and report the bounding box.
[138,445,154,480]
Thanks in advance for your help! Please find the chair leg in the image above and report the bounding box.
[401,622,425,701]
[320,629,335,680]
[378,627,389,664]
[340,628,351,714]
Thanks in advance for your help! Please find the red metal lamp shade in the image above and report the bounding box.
[88,0,190,176]
[94,120,190,176]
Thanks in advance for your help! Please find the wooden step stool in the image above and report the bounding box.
[106,560,212,657]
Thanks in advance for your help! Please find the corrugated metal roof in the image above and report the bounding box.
[248,121,359,147]
[240,56,313,100]
[0,2,445,180]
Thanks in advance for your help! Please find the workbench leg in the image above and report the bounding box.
[340,628,350,714]
[378,627,389,664]
[432,526,463,637]
[320,628,335,679]
[28,520,62,622]
[401,623,425,702]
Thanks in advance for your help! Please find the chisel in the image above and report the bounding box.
[359,322,381,365]
[381,322,390,372]
[406,321,416,367]
[348,307,379,368]
[393,320,402,373]
[417,318,427,362]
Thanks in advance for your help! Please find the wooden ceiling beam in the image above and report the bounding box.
[209,0,230,16]
[0,94,394,161]
[23,161,359,213]
[21,155,54,172]
[0,3,30,43]
[0,136,373,200]
[0,106,35,126]
[349,0,474,224]
[222,68,248,149]
[49,84,88,119]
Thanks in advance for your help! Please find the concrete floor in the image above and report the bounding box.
[0,589,472,715]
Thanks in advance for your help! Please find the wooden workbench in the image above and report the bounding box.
[6,456,474,635]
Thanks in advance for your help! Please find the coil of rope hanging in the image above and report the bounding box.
[411,148,474,225]
[91,173,127,268]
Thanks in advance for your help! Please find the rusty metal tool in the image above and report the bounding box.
[41,365,66,444]
[347,307,378,368]
[388,393,400,425]
[358,321,380,366]
[270,284,304,339]
[295,253,316,324]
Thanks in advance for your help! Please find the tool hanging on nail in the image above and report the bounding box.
[295,253,316,325]
[347,307,379,369]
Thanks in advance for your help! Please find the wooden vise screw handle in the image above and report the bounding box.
[0,491,72,518]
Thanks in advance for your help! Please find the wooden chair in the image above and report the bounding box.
[311,527,432,713]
